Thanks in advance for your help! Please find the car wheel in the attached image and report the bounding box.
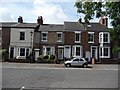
[83,64,87,68]
[66,63,71,67]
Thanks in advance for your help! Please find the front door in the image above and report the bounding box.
[91,46,98,59]
[10,47,14,59]
[35,51,39,62]
[58,49,63,60]
[64,46,71,59]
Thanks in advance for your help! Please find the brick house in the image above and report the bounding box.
[0,22,17,60]
[38,16,111,62]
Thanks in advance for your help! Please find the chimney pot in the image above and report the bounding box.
[18,16,23,23]
[37,16,43,25]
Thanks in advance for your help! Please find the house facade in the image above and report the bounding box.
[38,16,111,62]
[1,16,112,63]
[9,16,39,61]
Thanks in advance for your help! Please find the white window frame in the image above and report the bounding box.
[41,32,48,42]
[19,31,25,41]
[72,45,82,58]
[57,32,63,42]
[88,32,94,43]
[75,31,81,43]
[99,32,110,43]
[99,47,110,58]
[43,46,55,56]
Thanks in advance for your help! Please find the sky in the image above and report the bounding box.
[0,0,111,27]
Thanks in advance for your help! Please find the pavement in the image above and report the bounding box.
[1,62,119,70]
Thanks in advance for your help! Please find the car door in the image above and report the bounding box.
[71,58,79,66]
[79,58,85,66]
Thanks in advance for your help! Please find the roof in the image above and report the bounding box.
[11,23,39,28]
[0,22,17,27]
[64,21,85,31]
[82,23,108,31]
[39,24,64,31]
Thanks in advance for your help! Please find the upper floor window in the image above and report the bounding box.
[99,32,110,43]
[75,31,81,43]
[57,32,63,42]
[88,32,94,43]
[41,32,48,41]
[20,32,25,40]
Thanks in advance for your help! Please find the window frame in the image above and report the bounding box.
[41,32,48,42]
[99,32,110,43]
[19,31,25,40]
[99,47,110,58]
[75,31,81,43]
[72,45,82,58]
[88,32,94,43]
[57,32,63,42]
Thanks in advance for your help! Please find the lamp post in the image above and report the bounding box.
[30,31,33,63]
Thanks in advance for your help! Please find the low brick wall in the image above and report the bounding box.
[96,59,120,64]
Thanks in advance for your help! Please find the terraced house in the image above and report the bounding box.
[1,16,112,63]
[38,16,111,63]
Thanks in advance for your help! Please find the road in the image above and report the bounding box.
[1,62,119,90]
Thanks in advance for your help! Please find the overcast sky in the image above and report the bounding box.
[0,0,111,27]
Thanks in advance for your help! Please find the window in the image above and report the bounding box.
[72,46,82,57]
[88,32,94,43]
[46,47,51,55]
[41,32,48,41]
[20,48,25,56]
[76,47,81,56]
[75,31,81,43]
[99,32,110,43]
[99,47,110,58]
[57,32,63,42]
[20,32,25,40]
[73,59,79,61]
[26,48,29,57]
[103,33,109,42]
[43,46,55,56]
[80,59,84,61]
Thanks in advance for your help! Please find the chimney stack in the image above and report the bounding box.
[99,16,108,26]
[78,17,82,23]
[18,16,23,23]
[37,16,43,25]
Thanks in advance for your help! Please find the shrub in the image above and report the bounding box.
[43,55,49,60]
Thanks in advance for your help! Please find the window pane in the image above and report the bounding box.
[103,34,108,42]
[88,34,94,42]
[20,32,25,40]
[76,47,80,56]
[46,47,51,55]
[104,48,108,56]
[26,49,29,57]
[42,33,47,41]
[20,48,25,56]
[75,33,80,41]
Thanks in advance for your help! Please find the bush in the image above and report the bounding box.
[43,55,49,60]
[50,55,55,60]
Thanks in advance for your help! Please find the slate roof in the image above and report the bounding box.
[82,23,108,31]
[39,24,64,32]
[11,23,39,28]
[0,22,39,28]
[64,21,85,31]
[0,22,17,27]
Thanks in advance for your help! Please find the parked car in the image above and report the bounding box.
[64,57,88,68]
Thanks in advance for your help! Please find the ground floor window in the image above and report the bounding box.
[72,46,82,58]
[43,46,55,56]
[99,47,110,58]
[20,48,25,56]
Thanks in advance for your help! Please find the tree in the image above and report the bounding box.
[75,1,120,53]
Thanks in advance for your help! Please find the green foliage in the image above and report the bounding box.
[37,55,55,63]
[75,1,120,53]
